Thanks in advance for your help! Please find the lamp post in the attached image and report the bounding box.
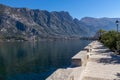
[115,20,119,53]
[116,20,119,33]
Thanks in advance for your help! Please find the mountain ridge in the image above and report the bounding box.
[0,4,119,41]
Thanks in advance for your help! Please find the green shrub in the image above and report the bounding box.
[100,30,120,51]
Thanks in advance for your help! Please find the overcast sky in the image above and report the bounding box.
[0,0,120,19]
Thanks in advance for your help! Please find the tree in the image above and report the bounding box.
[95,29,106,40]
[100,30,118,51]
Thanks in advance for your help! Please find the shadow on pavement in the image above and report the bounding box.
[97,54,120,65]
[115,73,120,79]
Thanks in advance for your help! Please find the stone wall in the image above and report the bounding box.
[46,41,95,80]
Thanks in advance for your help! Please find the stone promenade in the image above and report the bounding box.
[46,41,120,80]
[81,41,120,80]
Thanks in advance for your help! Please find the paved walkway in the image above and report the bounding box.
[46,41,120,80]
[81,41,120,80]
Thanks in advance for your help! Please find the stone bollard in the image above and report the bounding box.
[88,44,92,53]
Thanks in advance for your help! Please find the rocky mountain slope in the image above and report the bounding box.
[0,4,119,41]
[0,4,88,41]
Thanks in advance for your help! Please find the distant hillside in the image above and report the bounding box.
[0,4,119,41]
[80,17,120,36]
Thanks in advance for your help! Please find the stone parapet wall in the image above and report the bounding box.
[71,41,96,67]
[46,41,96,80]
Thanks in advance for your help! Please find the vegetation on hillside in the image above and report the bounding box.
[99,29,120,54]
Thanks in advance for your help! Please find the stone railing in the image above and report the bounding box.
[46,41,96,80]
[71,41,95,67]
[71,50,88,67]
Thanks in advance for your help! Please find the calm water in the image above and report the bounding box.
[0,40,91,80]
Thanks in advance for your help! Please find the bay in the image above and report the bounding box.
[0,40,91,80]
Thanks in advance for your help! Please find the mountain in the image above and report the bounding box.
[0,4,88,41]
[80,17,120,36]
[0,4,119,41]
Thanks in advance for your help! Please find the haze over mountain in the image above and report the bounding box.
[0,4,119,41]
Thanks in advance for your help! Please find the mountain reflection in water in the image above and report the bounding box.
[0,40,91,80]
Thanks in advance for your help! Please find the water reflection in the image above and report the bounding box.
[0,40,90,80]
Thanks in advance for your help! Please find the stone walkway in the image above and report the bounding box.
[46,41,120,80]
[81,41,120,80]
